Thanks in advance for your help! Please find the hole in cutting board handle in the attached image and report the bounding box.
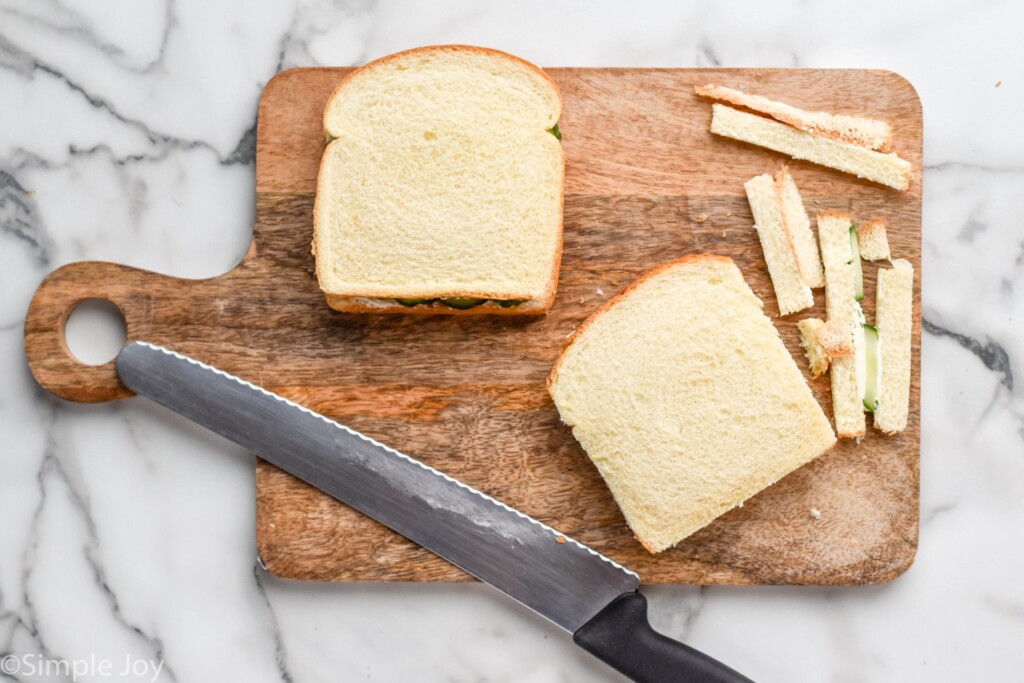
[64,299,127,365]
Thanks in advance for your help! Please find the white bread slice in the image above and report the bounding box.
[775,167,824,288]
[817,211,866,438]
[856,219,891,261]
[797,318,830,378]
[744,174,813,315]
[710,105,912,191]
[695,84,893,151]
[874,259,914,434]
[314,46,564,315]
[547,255,836,553]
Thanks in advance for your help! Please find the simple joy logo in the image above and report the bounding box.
[0,653,165,681]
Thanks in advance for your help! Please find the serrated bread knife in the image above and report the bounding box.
[115,342,752,683]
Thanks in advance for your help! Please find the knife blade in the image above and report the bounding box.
[115,341,752,683]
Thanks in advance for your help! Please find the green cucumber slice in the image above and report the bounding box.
[441,297,486,310]
[548,123,561,140]
[496,300,524,308]
[863,323,880,412]
[850,225,864,301]
[395,298,430,307]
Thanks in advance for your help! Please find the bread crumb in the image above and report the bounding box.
[725,210,732,217]
[810,508,821,520]
[696,213,708,223]
[595,288,605,296]
[995,80,1002,88]
[579,297,585,304]
[566,327,576,338]
[721,230,727,238]
[556,536,566,544]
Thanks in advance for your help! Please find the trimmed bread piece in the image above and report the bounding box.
[857,219,891,261]
[314,45,564,314]
[775,167,824,288]
[817,210,856,356]
[547,255,836,553]
[874,259,914,433]
[830,355,865,439]
[817,211,866,438]
[695,84,894,152]
[710,104,912,191]
[744,173,813,315]
[816,320,854,359]
[798,318,830,377]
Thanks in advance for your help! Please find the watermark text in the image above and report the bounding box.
[0,652,164,681]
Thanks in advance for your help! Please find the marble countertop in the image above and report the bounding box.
[2,1,1022,681]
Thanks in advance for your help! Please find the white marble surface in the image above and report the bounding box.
[2,0,1022,681]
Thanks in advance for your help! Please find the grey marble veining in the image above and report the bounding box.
[1,0,1022,681]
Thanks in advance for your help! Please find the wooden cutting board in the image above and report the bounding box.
[25,67,921,584]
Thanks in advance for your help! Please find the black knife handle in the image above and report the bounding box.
[574,592,754,683]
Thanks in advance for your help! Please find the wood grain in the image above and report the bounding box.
[24,67,922,584]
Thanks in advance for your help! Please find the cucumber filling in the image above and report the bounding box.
[389,298,526,309]
[441,297,487,310]
[862,324,881,412]
[548,123,561,140]
[850,225,864,301]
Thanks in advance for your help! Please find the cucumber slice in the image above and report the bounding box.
[441,297,486,310]
[853,304,867,402]
[395,298,430,307]
[496,300,524,308]
[850,225,864,301]
[863,324,880,412]
[548,123,561,140]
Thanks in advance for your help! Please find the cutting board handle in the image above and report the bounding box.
[24,261,183,403]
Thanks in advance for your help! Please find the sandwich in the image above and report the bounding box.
[313,46,565,314]
[547,255,836,553]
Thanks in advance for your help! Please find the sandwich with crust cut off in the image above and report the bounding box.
[314,46,564,314]
[548,255,836,553]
